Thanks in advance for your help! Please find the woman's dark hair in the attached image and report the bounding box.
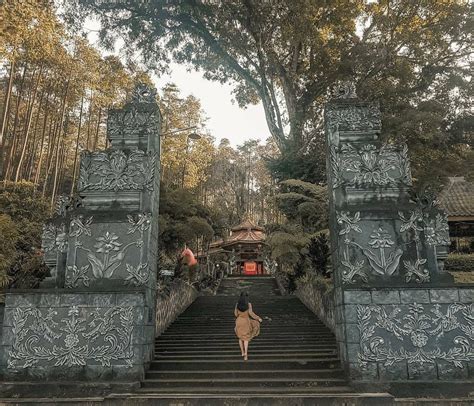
[237,292,249,312]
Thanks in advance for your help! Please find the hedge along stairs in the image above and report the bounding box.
[112,276,393,405]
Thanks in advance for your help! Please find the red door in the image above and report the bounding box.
[244,261,257,275]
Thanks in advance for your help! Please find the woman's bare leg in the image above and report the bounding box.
[239,339,244,356]
[243,340,249,360]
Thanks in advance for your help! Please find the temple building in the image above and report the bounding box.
[438,176,474,252]
[204,218,269,275]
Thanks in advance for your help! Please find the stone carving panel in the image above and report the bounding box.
[107,108,160,142]
[325,103,381,133]
[8,305,134,369]
[336,211,433,284]
[78,149,156,192]
[65,213,152,287]
[330,143,412,189]
[358,303,474,370]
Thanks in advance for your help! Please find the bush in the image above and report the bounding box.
[308,233,331,277]
[0,181,50,287]
[445,254,474,272]
[0,214,19,287]
[298,273,334,295]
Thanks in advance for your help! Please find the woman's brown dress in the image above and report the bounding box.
[234,303,260,341]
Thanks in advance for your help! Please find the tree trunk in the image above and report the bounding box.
[27,86,48,180]
[92,107,102,151]
[3,62,28,180]
[14,65,43,183]
[0,59,15,176]
[33,109,52,191]
[50,80,70,207]
[86,90,94,150]
[70,94,84,195]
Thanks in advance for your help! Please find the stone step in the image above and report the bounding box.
[148,358,342,371]
[154,350,338,360]
[134,386,355,394]
[144,369,345,380]
[105,393,394,406]
[155,346,337,359]
[140,378,348,389]
[155,344,337,350]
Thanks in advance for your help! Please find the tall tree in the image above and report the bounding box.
[64,0,472,178]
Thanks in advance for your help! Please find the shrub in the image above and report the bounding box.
[0,181,49,287]
[298,273,334,295]
[308,233,331,277]
[0,214,19,287]
[444,254,474,272]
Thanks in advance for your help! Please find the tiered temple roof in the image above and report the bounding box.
[206,218,265,255]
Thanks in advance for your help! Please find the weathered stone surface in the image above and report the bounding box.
[344,290,371,304]
[344,305,359,323]
[357,301,472,375]
[430,289,459,303]
[437,361,469,380]
[458,288,473,303]
[345,323,360,343]
[0,83,169,382]
[322,84,465,387]
[400,289,430,304]
[372,290,400,304]
[349,362,378,380]
[3,293,139,374]
[408,362,437,380]
[155,280,198,337]
[295,280,336,333]
[378,361,408,380]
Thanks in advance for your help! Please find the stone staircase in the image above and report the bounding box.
[120,276,392,404]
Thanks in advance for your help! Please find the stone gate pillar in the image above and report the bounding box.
[324,83,473,387]
[0,84,161,382]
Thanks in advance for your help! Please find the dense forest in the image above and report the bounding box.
[0,0,472,288]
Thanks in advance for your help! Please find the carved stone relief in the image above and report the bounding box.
[336,211,433,284]
[8,305,135,369]
[330,143,412,189]
[326,103,381,132]
[42,223,68,255]
[358,303,474,370]
[131,83,157,104]
[65,213,152,288]
[331,81,357,99]
[78,149,156,192]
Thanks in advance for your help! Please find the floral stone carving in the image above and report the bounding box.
[65,213,152,287]
[8,305,134,369]
[337,211,404,283]
[42,223,68,255]
[358,303,474,370]
[326,103,381,132]
[78,149,156,192]
[330,143,412,189]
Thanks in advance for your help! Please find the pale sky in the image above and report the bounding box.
[153,65,271,146]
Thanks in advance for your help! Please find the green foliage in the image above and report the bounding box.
[0,181,49,287]
[445,254,474,273]
[158,186,214,257]
[298,273,333,296]
[0,214,19,287]
[275,179,328,232]
[66,0,472,184]
[266,224,309,269]
[308,233,331,278]
[266,142,327,184]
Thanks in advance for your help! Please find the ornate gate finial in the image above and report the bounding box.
[331,81,357,99]
[131,83,157,104]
